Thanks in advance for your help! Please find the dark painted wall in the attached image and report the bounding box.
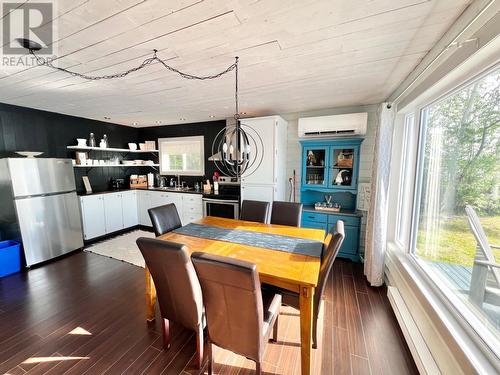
[138,120,226,186]
[0,102,225,192]
[0,102,140,192]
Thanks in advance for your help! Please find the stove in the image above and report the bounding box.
[202,176,241,219]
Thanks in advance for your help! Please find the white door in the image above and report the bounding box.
[241,184,275,203]
[137,190,152,226]
[122,190,138,228]
[103,193,124,234]
[80,195,106,240]
[241,117,276,184]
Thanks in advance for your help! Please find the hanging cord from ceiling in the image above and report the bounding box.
[28,48,238,81]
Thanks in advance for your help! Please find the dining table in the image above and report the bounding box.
[145,216,326,375]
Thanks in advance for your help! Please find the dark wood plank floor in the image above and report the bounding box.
[0,252,418,375]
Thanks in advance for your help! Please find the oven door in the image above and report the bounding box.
[203,198,239,219]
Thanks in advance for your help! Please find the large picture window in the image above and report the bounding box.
[413,67,500,351]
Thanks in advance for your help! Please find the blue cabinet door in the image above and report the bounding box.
[302,145,330,189]
[327,217,360,262]
[327,144,360,191]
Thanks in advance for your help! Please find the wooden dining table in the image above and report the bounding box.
[145,216,326,375]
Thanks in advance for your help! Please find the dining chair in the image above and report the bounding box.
[240,200,270,223]
[191,252,281,375]
[270,201,303,227]
[267,220,344,349]
[148,203,182,237]
[136,237,205,369]
[465,205,500,307]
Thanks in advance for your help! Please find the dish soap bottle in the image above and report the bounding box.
[103,134,108,148]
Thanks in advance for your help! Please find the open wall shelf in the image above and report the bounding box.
[67,145,158,153]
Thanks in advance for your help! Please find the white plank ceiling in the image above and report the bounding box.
[0,0,472,127]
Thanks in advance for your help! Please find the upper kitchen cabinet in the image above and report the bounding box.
[239,116,288,203]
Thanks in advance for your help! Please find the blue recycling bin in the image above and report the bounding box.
[0,240,21,277]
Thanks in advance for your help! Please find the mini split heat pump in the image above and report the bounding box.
[298,112,368,138]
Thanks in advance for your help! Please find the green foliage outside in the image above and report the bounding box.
[416,68,499,265]
[417,215,500,266]
[422,69,500,216]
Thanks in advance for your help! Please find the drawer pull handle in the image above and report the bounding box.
[308,216,314,219]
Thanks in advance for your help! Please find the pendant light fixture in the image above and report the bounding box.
[211,57,263,178]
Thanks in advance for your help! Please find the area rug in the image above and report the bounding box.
[84,230,154,268]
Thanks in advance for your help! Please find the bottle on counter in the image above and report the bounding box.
[103,134,108,148]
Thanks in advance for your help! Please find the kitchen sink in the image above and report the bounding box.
[156,187,193,192]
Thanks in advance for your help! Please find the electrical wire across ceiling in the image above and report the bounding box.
[20,38,261,178]
[28,48,238,81]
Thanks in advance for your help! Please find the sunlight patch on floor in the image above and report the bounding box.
[22,356,89,364]
[69,326,92,335]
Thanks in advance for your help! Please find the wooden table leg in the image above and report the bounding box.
[299,285,314,375]
[145,266,156,322]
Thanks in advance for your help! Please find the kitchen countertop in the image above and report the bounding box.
[77,187,203,196]
[302,205,362,217]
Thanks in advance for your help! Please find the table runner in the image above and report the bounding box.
[174,223,323,258]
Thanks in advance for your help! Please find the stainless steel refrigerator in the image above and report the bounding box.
[0,158,83,266]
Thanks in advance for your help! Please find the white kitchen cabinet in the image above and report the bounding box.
[137,190,152,226]
[170,194,184,219]
[181,193,203,224]
[240,116,288,203]
[80,195,106,240]
[103,193,124,233]
[150,190,167,209]
[241,117,276,185]
[241,184,275,203]
[122,190,138,228]
[80,190,204,239]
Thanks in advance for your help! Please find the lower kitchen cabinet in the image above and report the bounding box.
[80,190,204,240]
[122,190,138,228]
[146,190,202,226]
[80,195,106,240]
[103,193,124,234]
[137,191,152,226]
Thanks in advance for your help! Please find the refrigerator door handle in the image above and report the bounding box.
[14,190,77,200]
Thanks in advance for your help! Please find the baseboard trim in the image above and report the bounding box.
[387,286,441,375]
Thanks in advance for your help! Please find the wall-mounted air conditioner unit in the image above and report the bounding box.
[298,112,368,138]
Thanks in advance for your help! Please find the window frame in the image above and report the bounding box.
[158,135,205,176]
[395,63,500,363]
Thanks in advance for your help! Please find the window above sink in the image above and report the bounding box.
[159,136,204,176]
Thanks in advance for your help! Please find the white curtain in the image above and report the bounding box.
[364,103,396,286]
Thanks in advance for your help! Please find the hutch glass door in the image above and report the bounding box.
[329,147,357,190]
[303,146,328,188]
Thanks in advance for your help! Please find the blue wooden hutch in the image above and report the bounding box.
[300,138,363,261]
